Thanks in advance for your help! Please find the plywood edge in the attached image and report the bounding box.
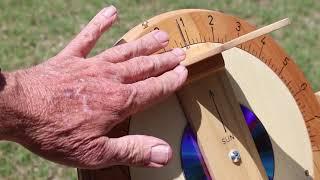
[314,92,320,180]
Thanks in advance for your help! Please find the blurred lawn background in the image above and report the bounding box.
[0,0,319,179]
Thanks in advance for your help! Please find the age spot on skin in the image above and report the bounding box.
[82,95,91,113]
[64,87,91,113]
[64,89,75,99]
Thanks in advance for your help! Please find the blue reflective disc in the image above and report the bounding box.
[181,105,275,180]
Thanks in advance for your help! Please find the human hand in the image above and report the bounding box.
[3,6,187,169]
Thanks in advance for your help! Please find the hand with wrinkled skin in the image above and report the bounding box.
[0,6,187,169]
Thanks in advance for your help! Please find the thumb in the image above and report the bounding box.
[108,135,172,167]
[82,135,172,168]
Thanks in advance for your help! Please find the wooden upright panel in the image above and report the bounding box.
[178,54,267,179]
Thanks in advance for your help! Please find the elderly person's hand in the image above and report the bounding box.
[0,6,187,169]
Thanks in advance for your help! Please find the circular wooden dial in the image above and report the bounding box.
[120,9,320,151]
[77,9,320,180]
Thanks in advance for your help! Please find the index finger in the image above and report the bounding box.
[95,30,169,63]
[128,65,188,113]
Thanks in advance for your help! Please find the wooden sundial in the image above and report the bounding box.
[77,9,320,180]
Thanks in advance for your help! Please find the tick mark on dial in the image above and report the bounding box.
[252,50,257,56]
[248,44,252,52]
[286,80,292,86]
[258,36,266,58]
[279,66,285,76]
[176,19,189,49]
[279,57,290,75]
[211,27,215,42]
[191,38,195,44]
[267,58,271,66]
[184,29,191,45]
[270,64,275,70]
[174,40,179,48]
[294,83,308,97]
[307,116,320,122]
[199,33,204,43]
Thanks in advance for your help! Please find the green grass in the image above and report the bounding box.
[0,0,319,179]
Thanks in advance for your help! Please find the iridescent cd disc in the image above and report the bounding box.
[241,105,275,179]
[181,105,275,180]
[181,125,211,180]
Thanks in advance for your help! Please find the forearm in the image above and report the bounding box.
[0,71,26,140]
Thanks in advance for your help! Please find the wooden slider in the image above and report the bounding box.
[178,54,268,179]
[186,54,225,84]
[180,18,291,67]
